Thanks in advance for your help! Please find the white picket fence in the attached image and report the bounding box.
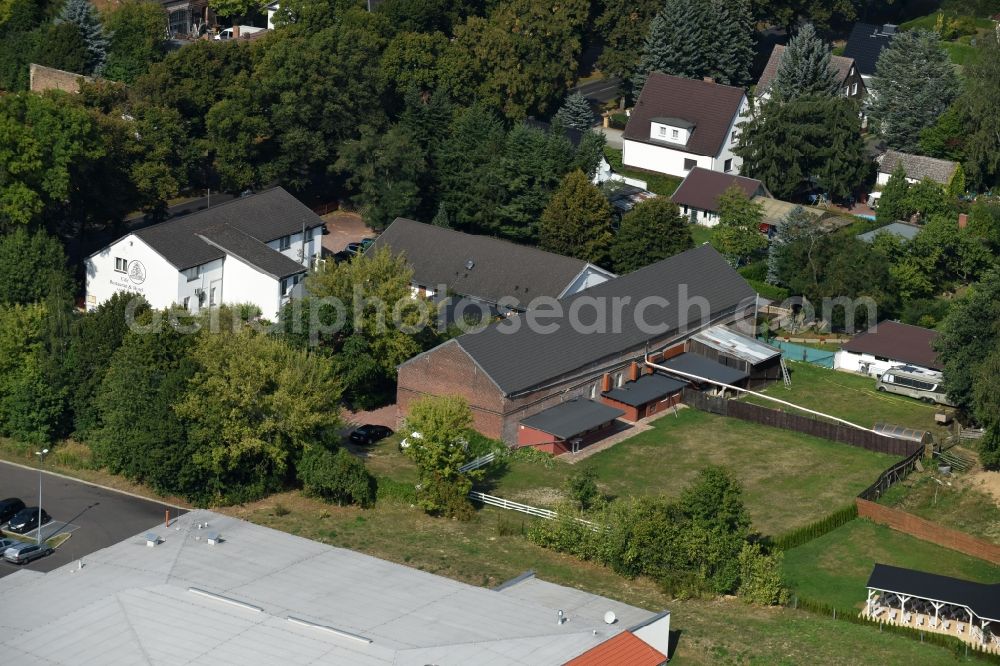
[458,452,497,473]
[468,491,600,529]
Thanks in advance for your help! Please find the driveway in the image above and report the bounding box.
[0,462,184,577]
[323,211,375,254]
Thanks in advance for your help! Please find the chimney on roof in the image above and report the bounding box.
[958,213,968,229]
[703,76,714,83]
[629,361,639,382]
[601,373,611,393]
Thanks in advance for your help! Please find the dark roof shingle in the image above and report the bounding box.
[879,150,959,185]
[756,44,858,93]
[659,352,749,385]
[867,564,1000,622]
[671,168,768,213]
[841,320,941,370]
[602,372,686,407]
[370,218,608,307]
[519,398,625,440]
[134,188,323,271]
[450,244,756,395]
[842,22,895,76]
[624,73,746,157]
[198,225,307,279]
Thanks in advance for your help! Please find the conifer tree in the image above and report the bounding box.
[538,170,614,266]
[766,206,815,285]
[553,91,595,132]
[57,0,108,75]
[770,23,839,102]
[712,0,754,87]
[432,201,450,228]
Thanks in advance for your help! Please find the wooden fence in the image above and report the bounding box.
[468,491,599,529]
[681,388,923,458]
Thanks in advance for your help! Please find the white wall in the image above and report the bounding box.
[266,226,323,266]
[175,258,224,313]
[876,171,920,187]
[632,612,671,659]
[711,95,748,175]
[560,266,615,297]
[85,235,182,312]
[222,254,284,320]
[622,139,713,178]
[834,349,934,377]
[678,204,720,227]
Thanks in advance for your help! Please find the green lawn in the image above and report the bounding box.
[746,361,948,438]
[880,469,1000,545]
[783,519,1000,611]
[225,492,983,665]
[489,409,894,537]
[690,225,716,247]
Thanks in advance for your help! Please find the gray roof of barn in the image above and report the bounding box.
[624,73,746,157]
[370,218,611,307]
[0,509,658,665]
[519,398,625,439]
[132,188,324,271]
[878,150,959,185]
[602,372,686,407]
[449,244,756,395]
[659,352,750,384]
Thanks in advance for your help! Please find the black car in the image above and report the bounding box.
[7,507,51,534]
[349,424,393,445]
[0,497,25,525]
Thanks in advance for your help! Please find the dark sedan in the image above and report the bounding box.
[0,497,25,525]
[349,424,393,445]
[6,507,51,534]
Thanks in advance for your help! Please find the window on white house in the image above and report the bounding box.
[114,257,128,273]
[682,205,688,214]
[183,297,190,310]
[209,287,216,306]
[658,126,667,137]
[731,130,737,144]
[279,235,291,251]
[671,128,679,140]
[724,158,733,172]
[683,158,696,171]
[305,227,314,242]
[183,266,201,282]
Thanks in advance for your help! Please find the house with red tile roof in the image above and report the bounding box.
[623,73,748,179]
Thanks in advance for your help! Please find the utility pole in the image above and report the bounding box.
[35,448,48,545]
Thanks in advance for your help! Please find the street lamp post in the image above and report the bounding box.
[35,448,48,545]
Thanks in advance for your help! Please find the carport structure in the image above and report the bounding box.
[864,564,1000,652]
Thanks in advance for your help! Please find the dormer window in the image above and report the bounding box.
[649,117,694,146]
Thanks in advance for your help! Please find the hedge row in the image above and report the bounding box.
[793,594,1000,663]
[772,504,858,551]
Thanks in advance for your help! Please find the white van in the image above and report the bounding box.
[215,25,265,40]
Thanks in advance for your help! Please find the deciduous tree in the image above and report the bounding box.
[875,163,910,224]
[961,31,1000,189]
[102,0,168,84]
[715,185,767,266]
[594,0,660,84]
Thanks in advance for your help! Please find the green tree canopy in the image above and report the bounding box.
[876,163,910,224]
[57,0,108,75]
[553,91,595,132]
[0,227,71,306]
[961,31,1000,189]
[538,170,614,266]
[715,185,767,266]
[735,95,867,201]
[869,30,960,152]
[769,23,839,102]
[610,196,693,273]
[594,0,660,84]
[102,0,168,84]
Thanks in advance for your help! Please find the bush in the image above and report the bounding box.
[739,260,768,282]
[737,542,790,605]
[298,446,376,508]
[609,112,628,129]
[421,472,474,520]
[772,504,857,550]
[746,279,790,302]
[565,468,600,511]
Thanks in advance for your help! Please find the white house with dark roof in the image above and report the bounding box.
[755,44,867,102]
[670,167,771,227]
[622,73,749,178]
[85,188,324,320]
[876,150,960,187]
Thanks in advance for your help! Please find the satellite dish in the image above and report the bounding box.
[604,611,617,625]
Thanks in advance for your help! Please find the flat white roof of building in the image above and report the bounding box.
[692,325,782,364]
[0,509,657,665]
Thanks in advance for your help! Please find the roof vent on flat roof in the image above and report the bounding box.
[557,609,566,625]
[286,617,372,644]
[145,533,160,547]
[188,587,263,613]
[465,259,475,270]
[604,611,618,624]
[206,531,222,545]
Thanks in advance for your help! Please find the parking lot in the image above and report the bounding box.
[0,462,184,577]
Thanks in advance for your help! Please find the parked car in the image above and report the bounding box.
[0,537,18,553]
[344,237,377,256]
[3,542,53,565]
[214,25,266,40]
[6,507,51,534]
[349,424,393,445]
[0,497,25,525]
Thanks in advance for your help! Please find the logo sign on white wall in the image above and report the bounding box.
[128,260,147,285]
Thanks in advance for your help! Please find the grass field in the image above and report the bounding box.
[880,469,1000,545]
[366,408,895,537]
[783,519,1000,611]
[745,361,948,437]
[220,493,984,665]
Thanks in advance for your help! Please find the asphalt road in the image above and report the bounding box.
[0,462,183,577]
[572,76,623,106]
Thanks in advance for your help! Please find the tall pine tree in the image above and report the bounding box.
[712,0,754,87]
[57,0,108,75]
[553,91,595,131]
[770,23,839,102]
